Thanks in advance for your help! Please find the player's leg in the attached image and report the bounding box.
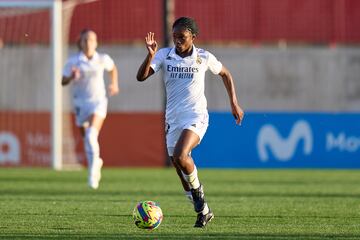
[81,99,107,189]
[84,113,105,189]
[167,124,194,202]
[84,113,104,164]
[173,129,214,227]
[170,156,193,203]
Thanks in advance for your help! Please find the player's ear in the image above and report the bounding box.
[192,34,196,40]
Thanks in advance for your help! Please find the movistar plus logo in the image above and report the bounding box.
[257,120,313,162]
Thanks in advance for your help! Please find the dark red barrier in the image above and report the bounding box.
[1,0,359,44]
[0,112,166,167]
[98,113,166,167]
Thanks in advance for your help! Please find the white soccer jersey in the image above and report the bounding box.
[63,51,114,103]
[150,45,223,123]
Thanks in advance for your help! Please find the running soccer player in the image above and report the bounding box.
[136,17,244,227]
[62,29,119,189]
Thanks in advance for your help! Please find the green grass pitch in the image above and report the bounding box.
[0,168,360,239]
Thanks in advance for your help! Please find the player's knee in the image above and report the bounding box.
[173,150,190,167]
[84,126,99,154]
[85,126,98,141]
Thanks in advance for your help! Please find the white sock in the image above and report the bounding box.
[182,165,200,190]
[84,126,100,166]
[202,203,209,215]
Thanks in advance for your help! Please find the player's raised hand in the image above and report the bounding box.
[145,32,158,56]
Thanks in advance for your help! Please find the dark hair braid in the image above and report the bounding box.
[172,17,199,36]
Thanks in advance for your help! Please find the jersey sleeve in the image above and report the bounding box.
[150,48,166,73]
[103,54,115,71]
[62,57,74,77]
[207,52,223,75]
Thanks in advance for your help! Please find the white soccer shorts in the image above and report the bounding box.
[74,98,108,127]
[166,112,209,156]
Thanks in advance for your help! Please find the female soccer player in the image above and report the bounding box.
[62,29,119,189]
[137,17,244,227]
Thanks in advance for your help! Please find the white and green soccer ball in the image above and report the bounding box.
[133,201,163,230]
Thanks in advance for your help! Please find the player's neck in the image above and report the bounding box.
[83,50,95,59]
[176,46,193,58]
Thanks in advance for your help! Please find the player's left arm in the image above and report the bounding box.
[108,64,119,96]
[218,66,244,125]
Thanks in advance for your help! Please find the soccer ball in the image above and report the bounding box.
[133,200,163,230]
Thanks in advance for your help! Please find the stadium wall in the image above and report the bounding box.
[67,0,360,44]
[2,0,360,44]
[1,46,359,167]
[0,112,165,167]
[2,46,359,112]
[193,112,360,168]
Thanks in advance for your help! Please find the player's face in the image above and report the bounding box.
[80,31,97,55]
[172,27,194,55]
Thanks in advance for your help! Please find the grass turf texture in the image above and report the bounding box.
[0,168,360,239]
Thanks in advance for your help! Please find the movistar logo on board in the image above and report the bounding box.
[257,120,313,162]
[326,132,360,152]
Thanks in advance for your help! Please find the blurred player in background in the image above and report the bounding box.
[136,17,244,227]
[62,29,119,189]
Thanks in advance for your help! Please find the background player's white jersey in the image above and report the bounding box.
[150,46,222,123]
[63,51,114,103]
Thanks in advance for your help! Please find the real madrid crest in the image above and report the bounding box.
[196,54,202,64]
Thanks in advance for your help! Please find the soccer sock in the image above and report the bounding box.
[182,165,201,190]
[202,203,209,215]
[84,126,100,166]
[185,191,193,203]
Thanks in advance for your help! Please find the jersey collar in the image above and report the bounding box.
[169,45,197,60]
[79,51,99,62]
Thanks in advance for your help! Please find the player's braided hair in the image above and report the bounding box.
[172,17,199,36]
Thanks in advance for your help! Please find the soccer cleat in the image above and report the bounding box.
[191,184,205,213]
[88,158,103,189]
[194,209,214,228]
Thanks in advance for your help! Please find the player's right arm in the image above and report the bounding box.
[62,67,80,86]
[136,32,158,81]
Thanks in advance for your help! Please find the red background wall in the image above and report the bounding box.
[1,0,359,44]
[68,0,360,44]
[0,112,165,167]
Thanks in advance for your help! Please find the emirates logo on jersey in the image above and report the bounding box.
[166,65,199,73]
[167,64,199,79]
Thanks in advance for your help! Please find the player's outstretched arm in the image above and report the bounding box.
[108,65,119,96]
[219,66,244,125]
[136,32,158,81]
